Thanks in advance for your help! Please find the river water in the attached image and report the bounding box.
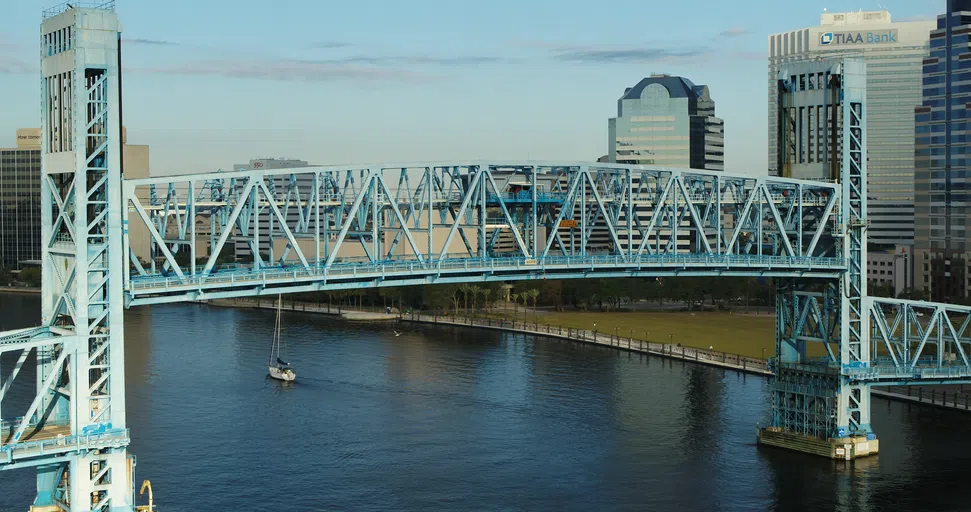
[1,293,970,511]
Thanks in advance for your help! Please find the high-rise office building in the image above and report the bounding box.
[608,74,724,171]
[769,11,934,252]
[0,128,150,269]
[914,0,971,301]
[0,129,42,268]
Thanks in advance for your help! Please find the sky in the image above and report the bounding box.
[0,0,947,176]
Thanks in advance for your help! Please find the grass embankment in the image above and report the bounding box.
[520,311,827,360]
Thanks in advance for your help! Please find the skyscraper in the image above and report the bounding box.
[608,74,724,171]
[0,129,42,268]
[768,11,933,250]
[914,0,971,301]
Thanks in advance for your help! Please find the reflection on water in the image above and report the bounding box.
[2,295,971,511]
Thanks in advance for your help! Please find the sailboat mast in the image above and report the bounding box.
[269,294,282,366]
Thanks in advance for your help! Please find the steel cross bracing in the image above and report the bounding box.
[0,6,135,511]
[120,164,846,306]
[3,9,971,512]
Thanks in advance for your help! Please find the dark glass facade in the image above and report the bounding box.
[0,148,42,269]
[915,0,971,301]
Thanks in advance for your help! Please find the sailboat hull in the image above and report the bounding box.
[268,366,296,382]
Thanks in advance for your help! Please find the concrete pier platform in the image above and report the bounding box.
[758,427,878,460]
[340,311,398,321]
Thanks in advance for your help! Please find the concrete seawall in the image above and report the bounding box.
[194,299,971,414]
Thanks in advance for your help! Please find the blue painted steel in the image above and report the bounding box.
[6,7,971,511]
[126,254,846,307]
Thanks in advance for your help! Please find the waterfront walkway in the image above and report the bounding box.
[198,298,971,414]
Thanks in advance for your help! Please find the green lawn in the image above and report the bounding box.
[532,311,782,359]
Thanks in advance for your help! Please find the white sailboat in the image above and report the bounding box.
[268,295,296,382]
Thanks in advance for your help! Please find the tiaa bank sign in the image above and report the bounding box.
[819,29,898,46]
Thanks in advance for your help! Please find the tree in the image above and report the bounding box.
[460,284,474,314]
[480,288,492,313]
[19,267,41,287]
[470,285,482,316]
[527,288,540,323]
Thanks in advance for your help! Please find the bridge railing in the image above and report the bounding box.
[128,254,847,294]
[122,162,844,301]
[0,428,129,464]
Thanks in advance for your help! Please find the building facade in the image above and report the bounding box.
[608,74,724,171]
[0,129,42,268]
[1,128,150,270]
[914,0,971,302]
[769,11,934,251]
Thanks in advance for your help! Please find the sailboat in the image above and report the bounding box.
[268,295,296,382]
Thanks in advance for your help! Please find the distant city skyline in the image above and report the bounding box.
[0,0,946,176]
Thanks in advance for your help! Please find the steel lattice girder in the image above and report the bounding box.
[862,297,971,384]
[121,163,844,304]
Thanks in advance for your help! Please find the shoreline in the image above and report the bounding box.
[0,287,41,295]
[178,298,971,415]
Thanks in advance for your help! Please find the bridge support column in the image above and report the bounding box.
[760,57,877,459]
[761,280,877,458]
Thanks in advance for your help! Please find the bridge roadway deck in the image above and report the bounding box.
[2,423,71,445]
[0,422,129,467]
[127,254,846,306]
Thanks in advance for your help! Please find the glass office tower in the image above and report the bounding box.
[915,0,971,302]
[608,74,724,171]
[769,11,933,249]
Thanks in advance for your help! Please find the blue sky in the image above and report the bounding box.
[0,0,945,176]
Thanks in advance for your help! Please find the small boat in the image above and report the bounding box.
[268,295,296,382]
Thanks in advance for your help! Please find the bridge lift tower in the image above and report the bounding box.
[759,58,878,458]
[761,57,971,458]
[5,2,971,511]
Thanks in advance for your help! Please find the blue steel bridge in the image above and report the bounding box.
[2,3,971,512]
[121,164,846,307]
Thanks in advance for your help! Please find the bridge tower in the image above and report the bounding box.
[36,3,133,510]
[760,58,877,458]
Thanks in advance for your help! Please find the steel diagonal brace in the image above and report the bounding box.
[637,177,675,256]
[0,348,30,403]
[130,195,186,281]
[376,176,425,263]
[675,176,713,256]
[761,185,795,257]
[438,170,482,263]
[868,300,901,368]
[942,313,971,368]
[542,171,582,258]
[326,171,374,267]
[584,169,626,260]
[911,308,941,369]
[46,174,77,245]
[726,183,759,255]
[484,171,530,258]
[257,181,310,269]
[806,191,837,257]
[203,178,258,275]
[12,349,69,442]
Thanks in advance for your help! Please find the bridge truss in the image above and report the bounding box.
[2,4,971,511]
[121,164,846,306]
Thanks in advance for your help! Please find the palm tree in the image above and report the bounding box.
[518,292,529,325]
[470,285,482,316]
[481,288,492,313]
[460,284,473,315]
[528,288,540,325]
